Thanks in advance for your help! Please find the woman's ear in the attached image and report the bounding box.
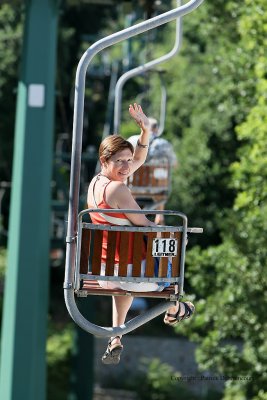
[100,156,106,167]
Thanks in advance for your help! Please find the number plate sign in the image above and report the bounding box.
[152,238,178,257]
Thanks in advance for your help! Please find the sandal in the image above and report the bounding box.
[164,301,195,326]
[101,336,123,365]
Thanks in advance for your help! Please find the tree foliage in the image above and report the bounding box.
[163,1,267,398]
[0,4,23,180]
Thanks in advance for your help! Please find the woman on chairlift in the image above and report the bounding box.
[87,103,194,365]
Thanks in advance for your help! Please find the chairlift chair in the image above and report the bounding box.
[64,0,205,338]
[113,0,182,209]
[75,208,202,332]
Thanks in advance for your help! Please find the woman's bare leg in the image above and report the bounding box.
[110,296,133,345]
[102,296,133,364]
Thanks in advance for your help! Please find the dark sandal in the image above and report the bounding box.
[164,302,195,326]
[101,336,123,365]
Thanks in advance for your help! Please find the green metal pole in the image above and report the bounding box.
[69,298,95,400]
[0,1,59,399]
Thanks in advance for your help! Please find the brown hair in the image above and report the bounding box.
[99,135,134,161]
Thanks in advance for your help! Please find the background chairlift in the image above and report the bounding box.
[64,0,205,338]
[112,0,182,209]
[127,69,170,210]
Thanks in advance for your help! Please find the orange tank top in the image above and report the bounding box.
[89,176,146,264]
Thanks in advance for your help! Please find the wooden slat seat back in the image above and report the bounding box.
[78,224,183,299]
[79,228,182,278]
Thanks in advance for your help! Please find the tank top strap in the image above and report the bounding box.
[92,175,111,207]
[102,180,112,205]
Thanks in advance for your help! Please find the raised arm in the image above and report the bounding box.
[128,103,150,172]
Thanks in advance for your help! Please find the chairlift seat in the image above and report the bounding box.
[73,209,202,303]
[79,279,177,300]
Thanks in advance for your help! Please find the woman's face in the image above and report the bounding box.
[102,148,133,182]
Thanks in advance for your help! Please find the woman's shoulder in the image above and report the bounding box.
[107,180,129,193]
[105,180,131,199]
[104,180,131,207]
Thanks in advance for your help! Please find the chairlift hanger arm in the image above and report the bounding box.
[113,0,183,133]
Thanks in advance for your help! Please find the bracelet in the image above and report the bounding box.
[137,140,149,148]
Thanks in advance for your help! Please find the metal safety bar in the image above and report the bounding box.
[113,0,183,134]
[65,0,205,337]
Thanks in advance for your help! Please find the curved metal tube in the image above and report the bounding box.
[158,71,167,135]
[65,290,175,337]
[113,0,183,134]
[64,0,205,336]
